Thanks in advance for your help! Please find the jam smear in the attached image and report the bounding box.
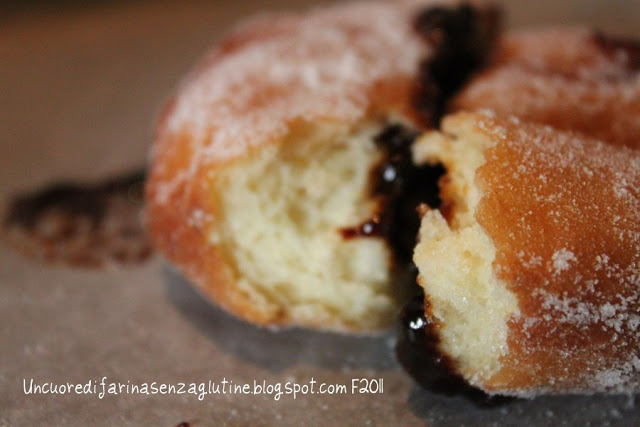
[593,31,640,71]
[396,293,511,406]
[2,169,151,267]
[413,4,502,127]
[340,125,445,264]
[341,4,501,265]
[397,294,467,393]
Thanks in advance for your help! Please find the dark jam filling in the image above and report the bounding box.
[341,125,445,264]
[593,31,640,72]
[397,293,512,406]
[4,170,145,231]
[356,4,499,400]
[341,3,501,264]
[1,169,150,267]
[413,4,502,127]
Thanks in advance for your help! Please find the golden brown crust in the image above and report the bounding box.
[452,28,640,149]
[145,1,432,329]
[468,112,640,394]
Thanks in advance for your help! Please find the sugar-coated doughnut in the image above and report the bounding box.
[452,28,640,149]
[410,111,640,396]
[145,1,499,332]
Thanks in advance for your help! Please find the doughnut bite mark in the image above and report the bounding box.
[411,111,640,395]
[147,1,428,332]
[452,28,640,149]
[146,0,502,332]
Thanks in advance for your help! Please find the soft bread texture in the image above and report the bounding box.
[413,111,640,396]
[146,1,436,332]
[412,119,519,385]
[452,28,640,149]
[215,121,398,330]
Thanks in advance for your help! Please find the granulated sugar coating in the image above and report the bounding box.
[145,0,459,332]
[148,0,443,209]
[474,112,640,394]
[452,28,640,149]
[159,0,429,161]
[412,111,639,397]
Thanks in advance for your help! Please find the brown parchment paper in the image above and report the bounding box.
[1,1,639,425]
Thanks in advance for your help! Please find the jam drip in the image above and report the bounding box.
[341,4,501,264]
[593,31,640,72]
[397,293,511,405]
[413,4,502,127]
[2,169,151,267]
[341,125,445,264]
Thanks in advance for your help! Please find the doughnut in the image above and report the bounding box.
[407,111,640,396]
[147,0,639,395]
[145,1,500,332]
[451,28,640,149]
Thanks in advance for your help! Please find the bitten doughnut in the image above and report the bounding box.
[408,111,640,395]
[145,1,499,332]
[452,27,640,149]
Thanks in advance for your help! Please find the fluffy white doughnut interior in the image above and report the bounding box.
[412,122,519,384]
[216,120,398,330]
